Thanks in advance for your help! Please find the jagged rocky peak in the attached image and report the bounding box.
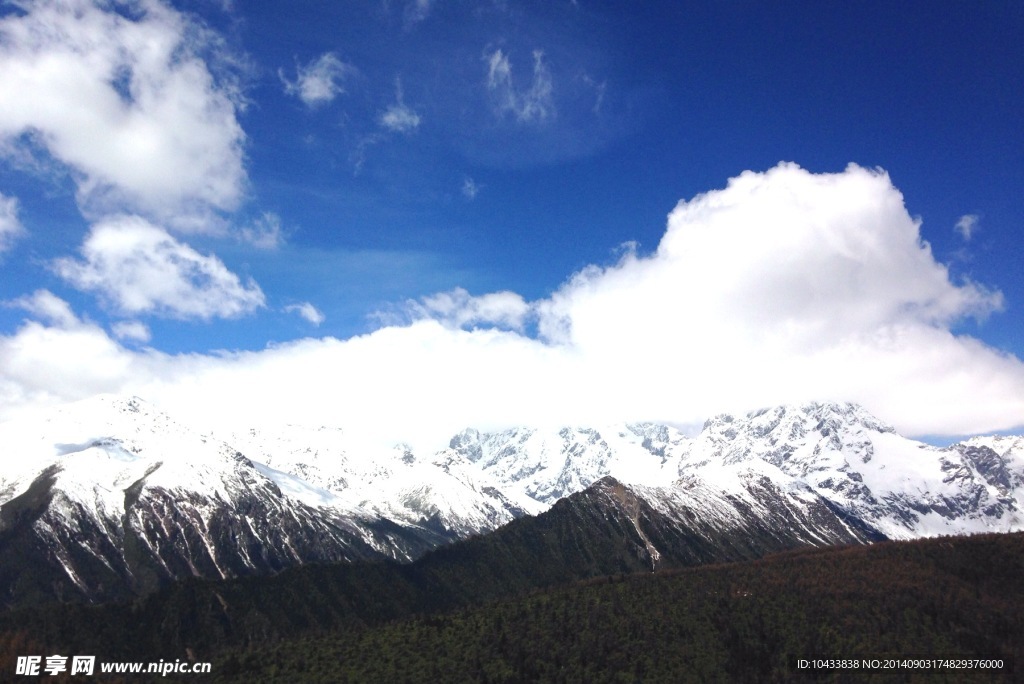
[701,412,735,432]
[398,444,417,465]
[953,444,1016,493]
[964,434,1024,462]
[623,422,674,443]
[621,422,688,461]
[701,401,894,440]
[448,428,484,462]
[428,445,471,472]
[797,401,895,435]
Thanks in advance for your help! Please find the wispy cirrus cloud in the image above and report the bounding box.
[579,72,606,114]
[238,212,287,250]
[485,48,555,124]
[379,104,421,133]
[462,177,480,200]
[403,0,434,27]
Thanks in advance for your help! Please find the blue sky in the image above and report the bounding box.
[0,0,1022,447]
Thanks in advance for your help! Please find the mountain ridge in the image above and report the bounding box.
[0,472,886,661]
[0,394,1022,607]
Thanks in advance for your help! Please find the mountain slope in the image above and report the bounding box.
[0,396,442,607]
[228,425,543,538]
[687,402,1024,538]
[0,472,880,661]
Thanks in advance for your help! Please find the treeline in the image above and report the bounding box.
[206,532,1024,683]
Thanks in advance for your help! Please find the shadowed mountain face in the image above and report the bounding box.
[0,459,443,608]
[0,396,1021,609]
[0,473,883,662]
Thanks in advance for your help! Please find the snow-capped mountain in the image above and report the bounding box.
[683,402,1024,539]
[1,395,1022,607]
[446,403,1024,540]
[226,424,543,537]
[0,396,443,606]
[446,423,689,504]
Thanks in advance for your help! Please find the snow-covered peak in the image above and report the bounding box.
[693,402,894,468]
[702,401,893,437]
[798,401,895,434]
[0,394,193,496]
[0,392,280,511]
[679,402,1023,539]
[458,423,693,505]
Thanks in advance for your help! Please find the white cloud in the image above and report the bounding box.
[405,288,531,331]
[1,164,1023,451]
[462,177,480,200]
[0,291,157,412]
[7,289,80,328]
[238,212,286,249]
[280,52,354,108]
[111,320,151,343]
[525,164,1012,430]
[0,0,247,225]
[379,77,420,133]
[53,215,265,320]
[285,302,326,326]
[538,163,1002,346]
[485,48,555,123]
[0,191,24,253]
[380,103,421,133]
[955,214,979,241]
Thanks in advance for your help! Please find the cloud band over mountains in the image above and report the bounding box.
[2,163,1022,449]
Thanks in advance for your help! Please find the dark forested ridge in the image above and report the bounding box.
[209,532,1024,683]
[4,530,1015,682]
[0,474,1021,682]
